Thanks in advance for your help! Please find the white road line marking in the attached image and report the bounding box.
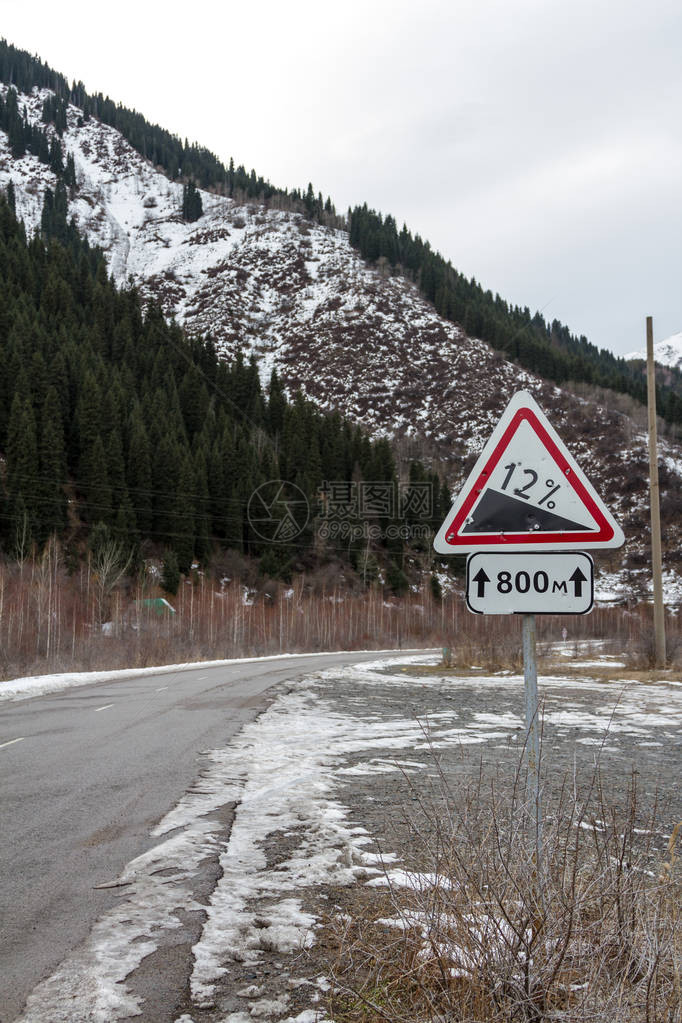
[94,704,114,713]
[0,737,25,750]
[155,686,168,692]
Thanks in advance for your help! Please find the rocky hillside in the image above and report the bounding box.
[1,82,681,599]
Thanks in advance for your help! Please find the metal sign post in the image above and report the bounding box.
[434,390,624,851]
[522,614,542,854]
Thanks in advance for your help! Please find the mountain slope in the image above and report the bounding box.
[1,81,681,597]
[6,38,678,426]
[0,84,539,449]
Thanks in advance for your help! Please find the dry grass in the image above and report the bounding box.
[435,608,681,676]
[404,660,680,687]
[541,665,680,685]
[325,761,682,1022]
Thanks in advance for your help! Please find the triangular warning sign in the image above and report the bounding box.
[434,391,625,553]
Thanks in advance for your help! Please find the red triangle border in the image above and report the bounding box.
[443,407,616,548]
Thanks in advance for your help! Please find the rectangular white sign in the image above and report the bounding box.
[466,552,594,615]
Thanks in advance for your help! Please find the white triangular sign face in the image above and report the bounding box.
[434,391,625,553]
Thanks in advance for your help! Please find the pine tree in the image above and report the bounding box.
[161,550,180,595]
[49,137,64,176]
[192,448,212,562]
[267,369,286,436]
[181,181,203,222]
[178,365,209,440]
[5,393,39,536]
[105,427,132,526]
[76,372,104,476]
[82,434,113,524]
[126,411,153,534]
[171,454,196,572]
[386,560,409,595]
[152,433,182,541]
[64,153,77,189]
[37,387,67,539]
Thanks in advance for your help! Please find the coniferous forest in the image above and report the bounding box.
[0,186,449,587]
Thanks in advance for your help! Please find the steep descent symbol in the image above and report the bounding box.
[462,489,591,534]
[434,391,625,553]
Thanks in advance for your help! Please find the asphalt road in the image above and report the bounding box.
[0,650,418,1022]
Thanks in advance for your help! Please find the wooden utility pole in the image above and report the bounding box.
[646,316,666,668]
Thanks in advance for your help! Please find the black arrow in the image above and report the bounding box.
[569,566,587,597]
[472,568,490,598]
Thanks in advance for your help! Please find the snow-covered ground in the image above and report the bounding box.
[15,653,682,1023]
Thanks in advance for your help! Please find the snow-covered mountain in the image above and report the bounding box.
[1,83,681,593]
[625,332,682,372]
[0,84,539,457]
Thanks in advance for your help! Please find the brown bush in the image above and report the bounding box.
[327,759,682,1022]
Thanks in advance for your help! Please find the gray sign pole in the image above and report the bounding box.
[522,613,542,855]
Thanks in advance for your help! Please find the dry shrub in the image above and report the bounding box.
[327,762,682,1022]
[612,606,682,670]
[442,604,682,675]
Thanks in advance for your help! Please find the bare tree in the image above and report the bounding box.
[89,535,132,627]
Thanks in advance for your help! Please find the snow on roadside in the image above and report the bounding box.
[16,656,682,1022]
[0,649,429,703]
[15,656,429,1021]
[366,869,456,891]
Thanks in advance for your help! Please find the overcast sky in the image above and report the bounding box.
[2,0,680,356]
